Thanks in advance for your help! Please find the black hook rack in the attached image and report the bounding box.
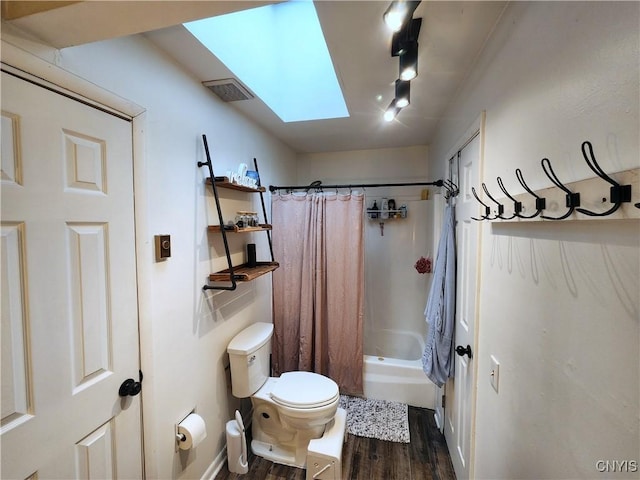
[443,179,459,200]
[540,157,580,220]
[575,141,632,216]
[482,182,515,220]
[471,186,493,221]
[514,168,546,219]
[496,176,523,217]
[469,141,636,222]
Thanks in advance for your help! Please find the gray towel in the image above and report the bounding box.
[422,204,456,387]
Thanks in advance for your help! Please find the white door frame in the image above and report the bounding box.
[1,39,156,476]
[439,112,485,479]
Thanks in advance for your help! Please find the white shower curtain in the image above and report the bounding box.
[271,192,364,395]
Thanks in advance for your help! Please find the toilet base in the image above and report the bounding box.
[306,408,347,480]
[252,439,301,468]
[250,408,347,476]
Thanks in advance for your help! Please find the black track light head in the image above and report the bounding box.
[383,1,421,32]
[399,42,418,81]
[395,79,410,108]
[391,17,422,57]
[383,99,400,122]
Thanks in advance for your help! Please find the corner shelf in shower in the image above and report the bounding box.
[198,135,277,291]
[366,209,406,220]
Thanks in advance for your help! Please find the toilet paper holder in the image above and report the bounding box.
[175,410,207,452]
[175,411,191,451]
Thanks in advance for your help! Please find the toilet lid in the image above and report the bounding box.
[270,372,339,408]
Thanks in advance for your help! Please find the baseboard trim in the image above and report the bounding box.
[202,408,253,479]
[201,446,227,480]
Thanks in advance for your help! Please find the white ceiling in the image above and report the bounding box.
[5,1,508,153]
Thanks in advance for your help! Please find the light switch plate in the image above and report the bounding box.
[155,234,171,261]
[490,355,500,393]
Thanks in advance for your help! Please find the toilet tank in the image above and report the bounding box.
[227,322,273,398]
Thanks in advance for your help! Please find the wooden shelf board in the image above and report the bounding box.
[206,176,266,193]
[208,262,279,282]
[208,224,272,233]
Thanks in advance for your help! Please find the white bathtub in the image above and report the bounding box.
[363,329,436,409]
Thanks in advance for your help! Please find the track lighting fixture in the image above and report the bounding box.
[399,41,418,81]
[383,1,421,32]
[395,79,410,108]
[391,17,422,57]
[383,99,400,122]
[382,1,421,122]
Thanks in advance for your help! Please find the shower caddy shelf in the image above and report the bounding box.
[198,134,278,291]
[366,209,407,220]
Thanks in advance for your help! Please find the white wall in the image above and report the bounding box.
[429,2,639,479]
[2,31,297,479]
[297,145,429,186]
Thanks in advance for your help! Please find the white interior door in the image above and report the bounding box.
[444,129,481,480]
[1,71,143,479]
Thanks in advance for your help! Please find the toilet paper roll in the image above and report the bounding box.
[177,413,207,450]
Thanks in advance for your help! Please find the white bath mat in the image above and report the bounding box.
[339,395,410,443]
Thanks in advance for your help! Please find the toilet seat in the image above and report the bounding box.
[270,372,339,409]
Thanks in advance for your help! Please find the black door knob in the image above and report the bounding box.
[119,378,142,397]
[455,344,473,359]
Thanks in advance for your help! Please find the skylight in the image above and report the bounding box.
[184,1,349,123]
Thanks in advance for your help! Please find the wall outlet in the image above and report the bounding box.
[490,355,500,393]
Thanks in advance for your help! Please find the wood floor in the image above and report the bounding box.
[215,406,456,480]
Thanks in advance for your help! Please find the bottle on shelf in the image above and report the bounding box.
[400,204,407,218]
[388,199,396,218]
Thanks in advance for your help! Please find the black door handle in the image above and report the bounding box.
[455,344,473,359]
[119,370,143,397]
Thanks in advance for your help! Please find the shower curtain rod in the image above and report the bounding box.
[268,179,444,192]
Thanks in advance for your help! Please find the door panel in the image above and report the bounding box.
[1,71,142,479]
[445,131,481,480]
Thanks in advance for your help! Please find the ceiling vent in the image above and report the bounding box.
[202,78,254,102]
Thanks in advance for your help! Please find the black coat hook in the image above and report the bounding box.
[496,176,538,219]
[514,168,545,219]
[443,179,459,199]
[540,158,580,220]
[575,141,632,217]
[482,182,515,220]
[471,186,492,221]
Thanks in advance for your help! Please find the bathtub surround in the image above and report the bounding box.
[271,193,365,394]
[363,332,437,409]
[339,395,410,443]
[422,203,457,387]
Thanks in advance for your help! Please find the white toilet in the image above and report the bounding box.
[227,322,345,470]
